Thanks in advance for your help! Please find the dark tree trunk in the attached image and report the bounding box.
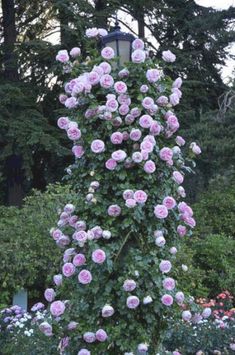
[94,0,108,28]
[1,0,18,81]
[59,8,69,46]
[137,14,145,38]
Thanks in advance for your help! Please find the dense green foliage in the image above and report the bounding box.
[0,184,76,306]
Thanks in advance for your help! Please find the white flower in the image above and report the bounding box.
[182,264,188,272]
[143,296,153,304]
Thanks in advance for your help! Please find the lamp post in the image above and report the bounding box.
[101,19,135,66]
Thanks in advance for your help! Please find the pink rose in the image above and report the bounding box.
[182,310,192,321]
[140,84,149,93]
[64,97,78,109]
[99,62,111,74]
[86,27,99,37]
[140,140,154,153]
[132,38,144,50]
[50,300,65,317]
[175,136,185,146]
[150,121,161,135]
[131,49,146,63]
[110,132,123,144]
[123,279,136,291]
[175,291,185,304]
[105,158,117,170]
[155,236,166,247]
[123,189,134,200]
[172,171,184,184]
[56,50,69,63]
[118,68,129,78]
[92,249,106,264]
[163,196,176,209]
[39,321,53,336]
[96,329,108,342]
[53,274,63,286]
[159,260,172,273]
[156,96,168,106]
[159,147,173,162]
[125,114,135,124]
[91,139,105,153]
[190,142,201,155]
[44,288,56,302]
[162,50,176,62]
[83,331,96,343]
[161,294,173,306]
[114,81,127,94]
[134,190,148,204]
[146,68,160,82]
[70,47,81,58]
[102,305,114,317]
[172,77,183,88]
[72,145,85,158]
[139,114,153,128]
[88,71,100,86]
[78,349,91,355]
[130,107,141,117]
[125,198,137,208]
[130,129,142,141]
[78,270,92,284]
[111,150,127,162]
[162,277,175,291]
[101,47,115,60]
[100,74,114,89]
[154,205,168,219]
[72,82,84,96]
[51,228,62,240]
[62,263,75,277]
[170,247,177,256]
[67,127,81,141]
[106,98,118,112]
[59,94,67,104]
[202,307,212,318]
[73,230,87,244]
[170,93,180,106]
[132,152,143,163]
[107,204,121,217]
[126,296,140,309]
[144,160,156,174]
[138,344,149,353]
[142,97,154,109]
[73,253,86,267]
[167,115,179,132]
[177,225,187,237]
[57,116,70,129]
[119,104,130,116]
[118,94,131,105]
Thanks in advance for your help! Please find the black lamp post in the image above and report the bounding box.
[101,19,135,66]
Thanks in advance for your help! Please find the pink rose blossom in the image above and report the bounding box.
[125,198,137,208]
[170,247,178,255]
[163,196,176,210]
[175,136,185,146]
[159,147,173,162]
[155,236,166,247]
[132,38,144,50]
[73,230,87,244]
[175,291,185,304]
[72,145,85,158]
[159,260,172,273]
[119,104,130,116]
[132,152,143,163]
[78,270,92,284]
[111,150,127,162]
[86,28,99,37]
[57,116,70,129]
[123,189,134,200]
[78,350,90,355]
[64,97,78,109]
[111,132,123,144]
[131,49,146,63]
[50,301,65,317]
[162,277,175,291]
[162,50,176,62]
[92,249,106,264]
[118,68,129,78]
[96,329,108,342]
[138,344,148,352]
[39,321,53,336]
[161,294,173,306]
[105,158,117,170]
[108,204,121,217]
[70,47,81,57]
[178,202,193,216]
[156,96,168,106]
[59,94,67,104]
[99,62,111,74]
[173,171,184,184]
[125,114,135,125]
[114,81,127,94]
[177,225,187,237]
[190,142,201,155]
[83,331,96,343]
[123,279,136,291]
[101,47,115,60]
[140,85,149,93]
[140,140,154,153]
[130,129,142,141]
[134,190,148,204]
[88,71,100,86]
[142,97,154,109]
[72,82,84,96]
[102,305,114,317]
[202,307,212,318]
[53,274,63,286]
[172,77,183,88]
[56,50,69,63]
[51,229,62,240]
[154,205,168,219]
[91,139,105,153]
[106,98,118,112]
[144,160,156,174]
[100,74,114,89]
[146,68,160,82]
[139,114,153,128]
[150,121,161,135]
[130,107,141,117]
[98,28,108,36]
[118,94,130,105]
[230,344,235,351]
[126,296,140,309]
[170,93,180,106]
[44,288,56,302]
[167,115,179,132]
[62,263,75,277]
[182,310,192,321]
[73,253,86,267]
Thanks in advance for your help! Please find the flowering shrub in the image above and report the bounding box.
[17,28,205,354]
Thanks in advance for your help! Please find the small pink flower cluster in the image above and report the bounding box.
[131,39,146,63]
[83,328,108,343]
[85,27,108,38]
[178,201,196,228]
[123,189,148,208]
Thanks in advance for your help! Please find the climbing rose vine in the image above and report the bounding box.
[38,28,205,354]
